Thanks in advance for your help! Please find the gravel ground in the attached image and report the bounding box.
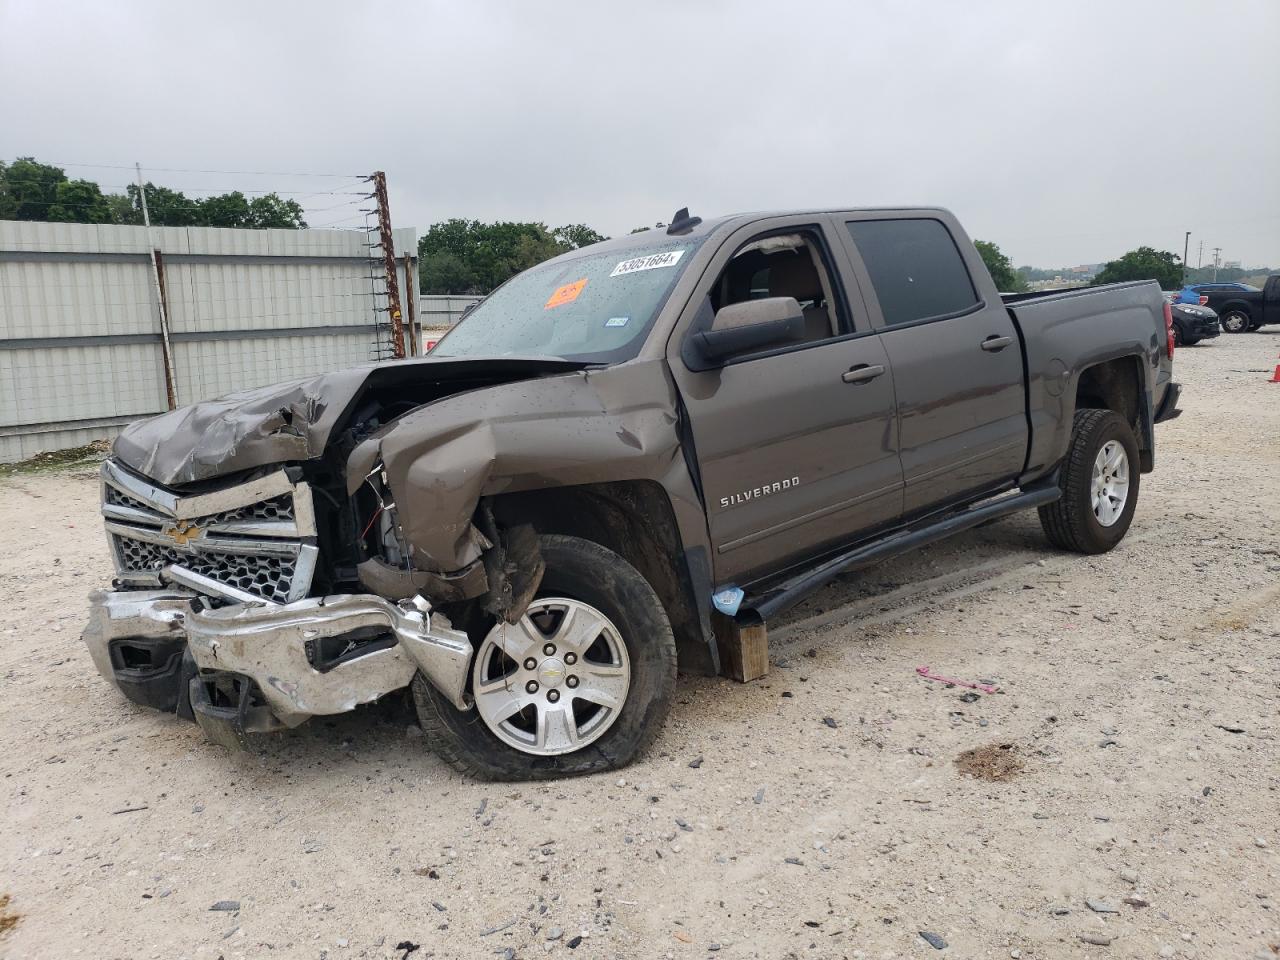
[2,332,1278,960]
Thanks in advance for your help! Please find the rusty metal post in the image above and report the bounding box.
[371,171,405,359]
[152,249,177,410]
[136,163,178,408]
[402,252,418,356]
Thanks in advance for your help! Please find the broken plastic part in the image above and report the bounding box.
[712,587,744,617]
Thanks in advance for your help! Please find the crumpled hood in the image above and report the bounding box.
[112,356,588,487]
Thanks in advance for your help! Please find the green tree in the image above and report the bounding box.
[1092,247,1182,289]
[46,179,112,223]
[418,219,604,294]
[974,240,1026,292]
[553,223,607,249]
[126,183,199,226]
[197,190,254,227]
[0,157,68,220]
[246,193,307,229]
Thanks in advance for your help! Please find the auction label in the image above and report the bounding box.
[545,278,587,309]
[609,249,685,277]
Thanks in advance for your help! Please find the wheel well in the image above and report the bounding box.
[1074,357,1151,470]
[1218,301,1252,318]
[487,481,712,674]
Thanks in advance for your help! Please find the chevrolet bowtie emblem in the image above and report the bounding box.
[162,520,205,547]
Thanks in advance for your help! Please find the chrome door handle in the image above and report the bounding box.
[981,335,1013,352]
[842,364,885,384]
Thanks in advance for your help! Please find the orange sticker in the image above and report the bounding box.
[545,278,587,309]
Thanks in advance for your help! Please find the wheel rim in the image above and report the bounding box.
[1091,440,1130,528]
[471,597,631,756]
[1223,312,1247,332]
[1172,325,1183,346]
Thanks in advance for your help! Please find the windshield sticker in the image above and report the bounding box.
[609,249,685,278]
[545,278,587,309]
[605,316,629,328]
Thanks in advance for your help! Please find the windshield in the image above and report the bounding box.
[431,238,701,363]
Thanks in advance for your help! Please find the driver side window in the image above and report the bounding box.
[709,229,848,345]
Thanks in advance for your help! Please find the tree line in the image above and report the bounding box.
[5,160,1266,293]
[0,157,308,229]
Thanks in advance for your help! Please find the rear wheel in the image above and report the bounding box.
[1220,310,1251,333]
[413,534,677,780]
[1038,409,1140,554]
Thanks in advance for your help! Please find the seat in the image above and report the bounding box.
[767,251,833,341]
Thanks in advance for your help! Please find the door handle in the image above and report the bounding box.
[842,363,885,384]
[981,335,1013,352]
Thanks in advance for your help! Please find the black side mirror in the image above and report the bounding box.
[685,296,806,370]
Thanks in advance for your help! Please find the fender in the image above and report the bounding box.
[347,359,719,670]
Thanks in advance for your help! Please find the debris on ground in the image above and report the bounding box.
[954,743,1023,782]
[0,894,19,935]
[916,666,999,693]
[919,930,947,949]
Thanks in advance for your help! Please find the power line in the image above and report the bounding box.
[0,178,369,197]
[43,161,364,178]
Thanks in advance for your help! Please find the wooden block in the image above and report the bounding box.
[714,616,769,682]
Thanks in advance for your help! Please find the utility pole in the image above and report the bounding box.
[370,171,405,359]
[1182,231,1190,285]
[136,163,177,409]
[1197,240,1204,270]
[1212,246,1222,281]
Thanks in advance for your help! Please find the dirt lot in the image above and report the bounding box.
[2,332,1278,960]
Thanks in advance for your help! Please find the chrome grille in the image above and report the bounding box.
[100,459,318,605]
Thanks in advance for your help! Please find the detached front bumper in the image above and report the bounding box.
[83,589,473,749]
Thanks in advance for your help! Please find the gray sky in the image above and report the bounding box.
[3,0,1278,268]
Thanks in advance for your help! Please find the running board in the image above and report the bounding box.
[741,484,1062,623]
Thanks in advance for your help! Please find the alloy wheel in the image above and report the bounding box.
[1091,440,1130,527]
[471,598,631,755]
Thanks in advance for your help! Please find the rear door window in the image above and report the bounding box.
[845,218,978,327]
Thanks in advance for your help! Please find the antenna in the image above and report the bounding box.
[666,207,702,235]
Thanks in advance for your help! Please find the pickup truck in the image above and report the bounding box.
[83,206,1180,780]
[1192,275,1280,333]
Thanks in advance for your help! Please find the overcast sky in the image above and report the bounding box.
[3,0,1277,268]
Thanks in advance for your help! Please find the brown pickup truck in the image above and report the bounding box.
[84,206,1180,779]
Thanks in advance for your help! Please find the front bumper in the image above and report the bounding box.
[83,589,473,747]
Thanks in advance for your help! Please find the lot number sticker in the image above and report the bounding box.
[609,250,685,277]
[545,278,587,309]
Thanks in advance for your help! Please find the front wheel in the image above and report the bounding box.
[1220,310,1251,333]
[1038,409,1140,554]
[1171,324,1185,347]
[413,534,677,780]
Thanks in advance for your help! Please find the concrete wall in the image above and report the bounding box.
[0,220,417,462]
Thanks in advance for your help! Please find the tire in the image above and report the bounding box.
[1171,324,1184,347]
[413,534,677,780]
[1220,310,1251,333]
[1038,409,1140,555]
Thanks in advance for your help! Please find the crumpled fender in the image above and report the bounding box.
[348,360,709,580]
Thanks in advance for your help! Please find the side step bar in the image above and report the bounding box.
[741,483,1062,623]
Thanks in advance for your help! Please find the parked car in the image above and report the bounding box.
[1193,276,1280,332]
[83,206,1179,779]
[1170,302,1220,346]
[1172,286,1211,306]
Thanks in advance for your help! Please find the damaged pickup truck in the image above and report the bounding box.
[83,206,1180,779]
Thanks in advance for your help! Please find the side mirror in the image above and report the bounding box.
[687,296,805,368]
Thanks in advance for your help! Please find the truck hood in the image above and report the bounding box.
[112,356,590,487]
